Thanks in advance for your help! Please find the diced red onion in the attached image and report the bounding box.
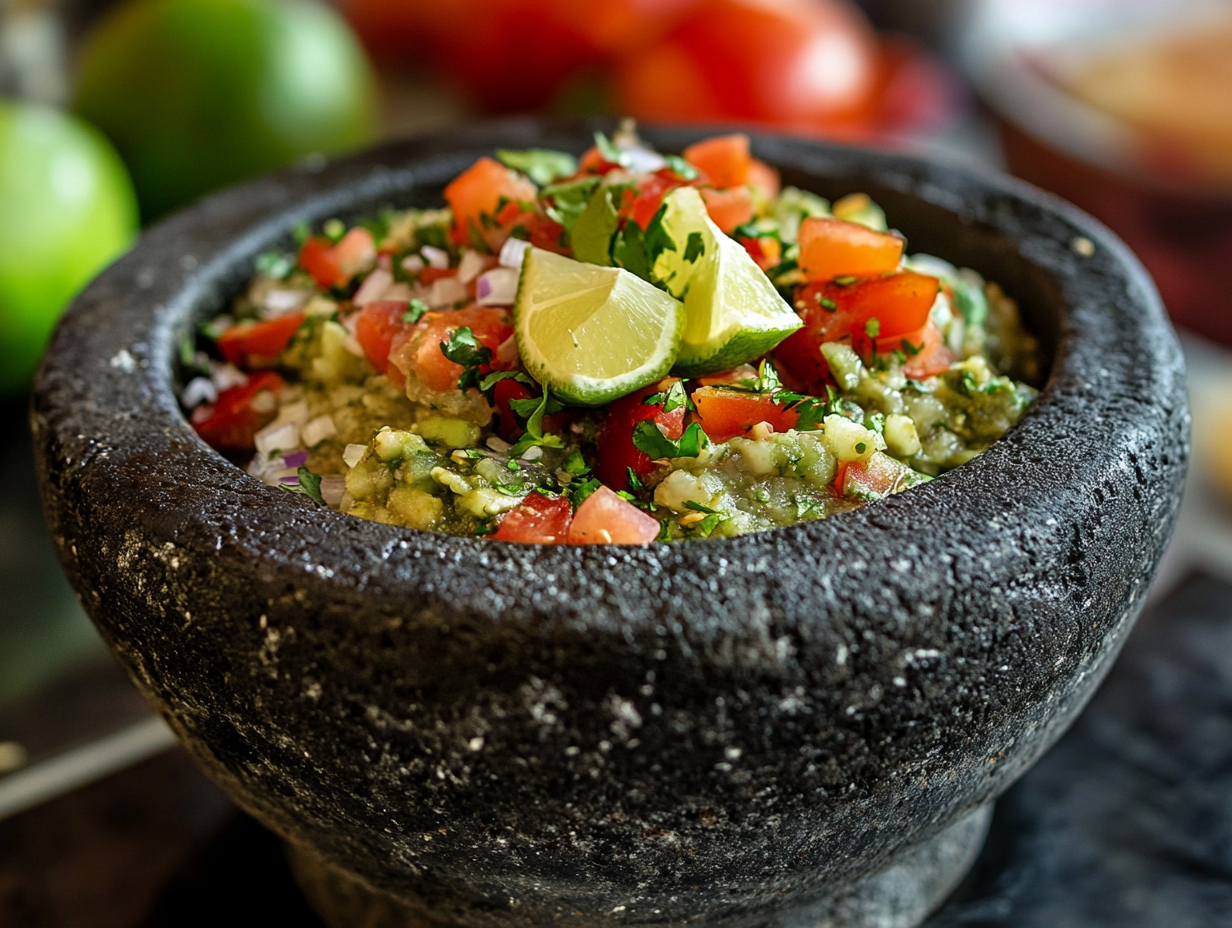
[498,237,530,269]
[282,450,309,468]
[421,245,450,270]
[279,475,300,486]
[476,268,519,306]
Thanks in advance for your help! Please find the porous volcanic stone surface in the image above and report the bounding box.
[31,120,1188,927]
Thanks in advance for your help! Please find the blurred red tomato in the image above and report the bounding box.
[612,0,881,135]
[345,0,702,112]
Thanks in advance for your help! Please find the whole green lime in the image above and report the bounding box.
[0,100,139,395]
[74,0,378,221]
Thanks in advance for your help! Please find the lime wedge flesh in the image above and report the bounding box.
[515,247,685,406]
[653,187,802,377]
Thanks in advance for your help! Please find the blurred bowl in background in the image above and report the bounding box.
[963,0,1232,346]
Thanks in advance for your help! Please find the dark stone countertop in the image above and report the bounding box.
[3,570,1231,928]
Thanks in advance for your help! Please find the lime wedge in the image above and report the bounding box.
[653,187,802,377]
[515,247,685,406]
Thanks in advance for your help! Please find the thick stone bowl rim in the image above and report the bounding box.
[35,117,1176,684]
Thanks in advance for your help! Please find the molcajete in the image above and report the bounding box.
[31,121,1188,928]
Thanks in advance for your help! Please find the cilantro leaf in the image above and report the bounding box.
[641,201,676,267]
[507,388,567,457]
[496,148,578,185]
[612,220,650,279]
[594,131,622,164]
[255,251,294,279]
[439,326,492,392]
[864,317,881,339]
[568,477,602,507]
[641,379,690,414]
[540,176,601,233]
[632,421,710,459]
[683,231,706,263]
[478,369,536,392]
[280,466,325,506]
[402,298,430,324]
[562,450,590,475]
[663,154,700,180]
[571,183,624,265]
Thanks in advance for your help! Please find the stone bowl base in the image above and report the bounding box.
[286,805,992,928]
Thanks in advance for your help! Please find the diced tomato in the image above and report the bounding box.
[526,212,568,253]
[190,371,284,451]
[775,271,940,390]
[492,492,573,544]
[575,145,623,176]
[444,156,538,252]
[700,186,755,234]
[596,379,686,491]
[897,321,955,380]
[388,306,513,393]
[738,234,782,272]
[354,300,410,378]
[841,452,911,500]
[298,227,376,290]
[747,157,780,200]
[568,486,660,545]
[418,267,458,285]
[797,216,903,282]
[683,133,751,188]
[624,168,696,230]
[216,312,305,369]
[691,385,800,441]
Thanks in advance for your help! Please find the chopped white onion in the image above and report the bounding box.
[475,267,519,306]
[521,445,543,461]
[401,254,425,275]
[275,400,309,427]
[353,268,393,306]
[255,421,299,457]
[180,376,216,409]
[210,362,248,392]
[623,147,667,173]
[382,282,415,303]
[496,333,519,367]
[498,237,530,269]
[486,436,512,453]
[420,245,450,270]
[320,475,347,507]
[302,414,338,448]
[343,334,366,357]
[427,276,468,307]
[261,288,311,317]
[249,390,278,415]
[456,249,487,285]
[343,443,367,468]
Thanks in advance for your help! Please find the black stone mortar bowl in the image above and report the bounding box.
[31,121,1188,928]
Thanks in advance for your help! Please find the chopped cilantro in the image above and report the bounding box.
[496,148,578,185]
[540,176,601,233]
[817,295,837,312]
[593,131,622,165]
[855,441,867,454]
[281,466,325,506]
[901,338,923,356]
[402,299,430,324]
[664,154,700,180]
[323,218,346,243]
[683,231,706,263]
[864,317,881,339]
[254,251,294,279]
[612,220,650,278]
[632,421,710,459]
[642,379,690,413]
[626,468,645,491]
[291,220,312,246]
[683,500,717,514]
[439,326,492,392]
[833,275,858,286]
[571,183,624,265]
[562,450,590,476]
[508,388,567,457]
[569,477,602,507]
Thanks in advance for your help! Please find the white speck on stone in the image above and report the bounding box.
[725,746,742,761]
[109,349,136,372]
[565,746,580,756]
[835,644,848,666]
[1071,236,1095,257]
[893,676,907,687]
[136,268,156,288]
[468,736,485,752]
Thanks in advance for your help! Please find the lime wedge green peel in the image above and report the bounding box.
[654,187,802,377]
[514,248,685,407]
